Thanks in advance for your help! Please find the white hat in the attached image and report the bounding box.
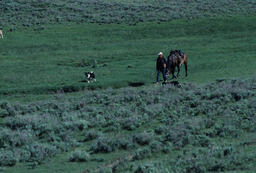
[158,52,163,56]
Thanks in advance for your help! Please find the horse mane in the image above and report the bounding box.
[167,51,177,64]
[170,50,175,55]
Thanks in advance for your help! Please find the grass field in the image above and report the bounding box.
[0,0,256,172]
[0,16,256,102]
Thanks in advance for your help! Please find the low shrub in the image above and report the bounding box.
[0,129,35,147]
[24,143,58,164]
[0,101,16,117]
[0,108,9,118]
[121,116,140,130]
[91,137,116,153]
[161,142,172,154]
[0,149,17,167]
[149,141,163,153]
[90,136,134,153]
[133,148,151,161]
[154,125,167,135]
[164,127,190,148]
[133,132,153,146]
[188,135,211,147]
[213,123,241,138]
[116,137,134,150]
[82,130,103,142]
[69,150,90,162]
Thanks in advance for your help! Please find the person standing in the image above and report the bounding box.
[0,29,3,39]
[156,52,167,83]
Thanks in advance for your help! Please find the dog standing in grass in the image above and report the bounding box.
[85,71,96,83]
[0,30,3,39]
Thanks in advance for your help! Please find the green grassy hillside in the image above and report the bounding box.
[0,0,256,172]
[0,16,256,102]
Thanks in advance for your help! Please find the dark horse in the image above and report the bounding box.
[166,50,188,79]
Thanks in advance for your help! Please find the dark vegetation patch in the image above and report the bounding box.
[79,80,89,83]
[162,81,182,88]
[128,82,145,87]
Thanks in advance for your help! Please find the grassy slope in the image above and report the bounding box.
[0,16,256,102]
[0,0,256,172]
[2,78,256,173]
[1,0,255,28]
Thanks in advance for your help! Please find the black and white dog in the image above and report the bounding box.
[85,71,96,83]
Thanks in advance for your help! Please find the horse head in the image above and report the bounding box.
[170,50,175,55]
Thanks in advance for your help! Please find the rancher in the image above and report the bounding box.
[156,52,167,83]
[0,29,3,39]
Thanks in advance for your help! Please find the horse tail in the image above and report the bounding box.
[184,54,188,77]
[166,56,170,68]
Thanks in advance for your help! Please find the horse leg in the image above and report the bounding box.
[184,62,187,77]
[184,54,188,77]
[177,65,180,78]
[171,66,176,79]
[166,68,169,76]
